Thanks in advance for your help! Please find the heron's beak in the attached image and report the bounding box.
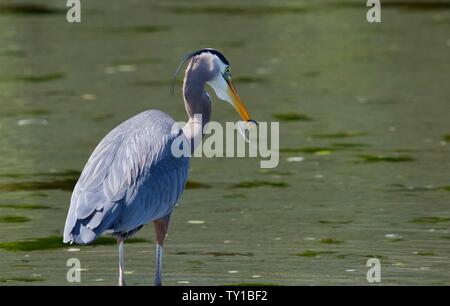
[226,79,252,122]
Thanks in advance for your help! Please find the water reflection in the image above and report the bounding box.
[0,0,449,285]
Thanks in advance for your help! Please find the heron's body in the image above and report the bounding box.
[64,110,189,244]
[63,49,253,286]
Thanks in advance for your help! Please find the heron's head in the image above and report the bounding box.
[172,48,256,124]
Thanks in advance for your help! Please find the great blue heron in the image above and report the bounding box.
[63,48,254,286]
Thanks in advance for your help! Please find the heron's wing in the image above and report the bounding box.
[112,145,189,233]
[63,110,189,244]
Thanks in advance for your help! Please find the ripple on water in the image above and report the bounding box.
[280,147,334,154]
[295,250,336,257]
[0,73,65,83]
[167,5,307,15]
[413,251,435,256]
[0,215,30,223]
[357,154,415,163]
[0,178,78,192]
[231,180,288,188]
[222,194,246,199]
[272,112,312,122]
[220,283,281,286]
[0,4,63,15]
[0,204,51,210]
[0,277,44,283]
[410,216,450,224]
[338,1,450,10]
[312,131,366,138]
[174,251,253,257]
[99,25,170,34]
[17,119,48,127]
[318,238,344,245]
[185,181,212,189]
[385,184,450,193]
[331,143,370,149]
[318,220,353,225]
[0,236,148,252]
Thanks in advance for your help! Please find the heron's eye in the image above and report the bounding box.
[224,67,231,78]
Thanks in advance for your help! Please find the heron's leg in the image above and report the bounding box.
[117,237,126,286]
[153,214,171,286]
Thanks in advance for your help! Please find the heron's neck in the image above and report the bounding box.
[181,71,211,152]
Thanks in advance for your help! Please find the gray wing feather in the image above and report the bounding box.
[63,110,189,244]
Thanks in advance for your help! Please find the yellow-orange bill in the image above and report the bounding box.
[226,80,251,122]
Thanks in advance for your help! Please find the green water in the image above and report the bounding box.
[0,0,449,285]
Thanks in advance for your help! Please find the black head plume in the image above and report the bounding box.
[170,48,229,96]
